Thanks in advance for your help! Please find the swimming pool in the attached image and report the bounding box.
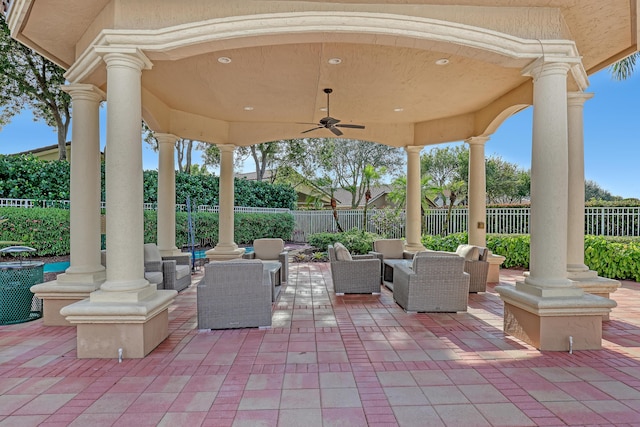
[44,247,254,273]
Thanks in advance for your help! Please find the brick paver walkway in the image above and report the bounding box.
[1,264,639,426]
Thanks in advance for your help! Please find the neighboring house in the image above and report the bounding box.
[235,170,394,210]
[15,142,72,161]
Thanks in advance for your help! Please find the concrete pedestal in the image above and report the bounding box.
[496,283,616,351]
[568,271,620,320]
[60,289,176,358]
[31,280,101,326]
[487,253,506,283]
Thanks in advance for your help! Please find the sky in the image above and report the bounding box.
[0,68,638,198]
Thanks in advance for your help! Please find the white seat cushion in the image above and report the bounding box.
[145,271,163,285]
[175,264,191,280]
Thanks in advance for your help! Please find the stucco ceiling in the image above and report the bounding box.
[6,0,638,146]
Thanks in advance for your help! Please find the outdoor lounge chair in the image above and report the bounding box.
[455,244,490,293]
[393,251,470,312]
[369,239,415,287]
[328,243,381,294]
[243,238,288,283]
[143,243,192,292]
[102,244,192,291]
[197,260,272,329]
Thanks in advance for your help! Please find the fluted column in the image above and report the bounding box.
[61,49,177,359]
[566,92,594,275]
[97,51,151,294]
[404,146,426,252]
[58,84,106,281]
[156,133,180,256]
[31,84,106,326]
[523,61,577,293]
[466,136,489,247]
[207,144,244,260]
[496,59,615,351]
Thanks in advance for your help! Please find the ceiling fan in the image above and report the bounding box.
[300,88,365,136]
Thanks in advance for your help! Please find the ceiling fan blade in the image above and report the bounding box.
[297,122,321,126]
[301,127,323,134]
[335,124,365,129]
[330,126,343,136]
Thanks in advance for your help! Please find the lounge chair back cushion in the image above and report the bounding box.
[253,238,285,260]
[333,242,352,261]
[373,239,404,259]
[144,243,162,262]
[456,244,479,261]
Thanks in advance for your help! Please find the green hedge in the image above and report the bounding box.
[422,232,640,281]
[0,155,297,209]
[1,207,294,256]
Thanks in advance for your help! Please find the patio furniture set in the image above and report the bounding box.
[329,239,490,313]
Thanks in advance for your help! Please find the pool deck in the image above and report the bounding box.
[1,263,639,426]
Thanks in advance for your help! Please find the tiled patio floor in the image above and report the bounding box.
[1,263,640,426]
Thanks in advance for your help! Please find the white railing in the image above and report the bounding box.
[290,209,405,241]
[2,198,639,239]
[424,207,640,237]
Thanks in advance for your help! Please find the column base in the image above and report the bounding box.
[159,247,186,257]
[496,283,616,351]
[487,253,506,283]
[404,243,426,253]
[60,289,177,358]
[206,244,245,261]
[31,279,103,326]
[568,271,620,320]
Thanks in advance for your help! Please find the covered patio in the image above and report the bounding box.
[4,0,637,356]
[1,266,640,426]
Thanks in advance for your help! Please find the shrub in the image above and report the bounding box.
[0,207,70,256]
[308,228,383,254]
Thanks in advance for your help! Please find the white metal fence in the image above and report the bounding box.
[424,207,640,237]
[2,198,639,240]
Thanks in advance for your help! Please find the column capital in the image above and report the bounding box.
[567,91,594,106]
[404,145,422,155]
[217,143,236,153]
[522,58,572,81]
[61,83,105,102]
[465,136,490,146]
[155,133,179,145]
[95,47,153,72]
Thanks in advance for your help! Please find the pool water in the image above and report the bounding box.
[43,247,254,273]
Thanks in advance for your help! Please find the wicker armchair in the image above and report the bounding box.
[455,244,490,293]
[328,244,381,294]
[369,239,415,286]
[243,238,288,283]
[393,252,470,312]
[143,244,192,292]
[197,260,272,329]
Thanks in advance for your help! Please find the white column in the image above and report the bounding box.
[404,146,425,252]
[156,133,180,256]
[58,84,106,283]
[98,51,151,294]
[206,144,244,259]
[522,61,577,294]
[466,136,489,247]
[567,92,594,275]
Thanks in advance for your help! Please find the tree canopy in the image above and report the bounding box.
[0,15,71,160]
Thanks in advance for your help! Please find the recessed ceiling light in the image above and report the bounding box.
[328,58,342,65]
[243,106,254,111]
[435,58,450,66]
[218,56,232,64]
[393,108,404,112]
[320,107,328,112]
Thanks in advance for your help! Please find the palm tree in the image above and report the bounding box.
[610,52,638,80]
